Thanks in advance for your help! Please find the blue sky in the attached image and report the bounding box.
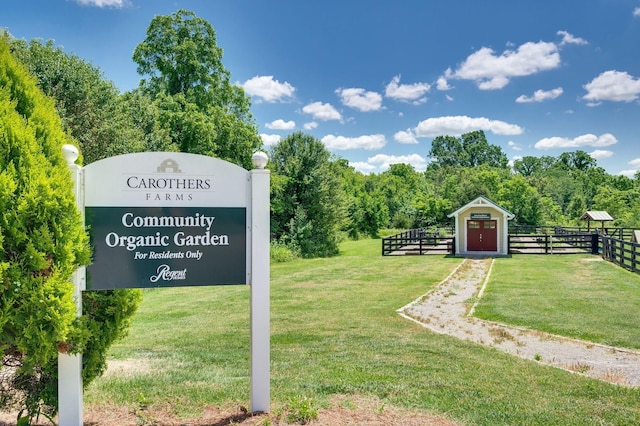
[3,0,640,175]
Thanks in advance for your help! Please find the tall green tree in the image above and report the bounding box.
[5,34,146,163]
[497,175,542,225]
[334,160,389,238]
[513,156,543,177]
[132,9,261,169]
[428,135,464,168]
[0,39,140,421]
[460,130,508,168]
[270,132,344,257]
[377,164,425,229]
[428,130,508,169]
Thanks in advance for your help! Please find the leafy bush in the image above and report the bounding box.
[0,38,140,422]
[270,240,300,263]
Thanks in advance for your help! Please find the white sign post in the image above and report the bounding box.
[249,152,270,413]
[58,147,270,425]
[58,145,85,426]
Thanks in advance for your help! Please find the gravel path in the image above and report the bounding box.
[398,257,640,387]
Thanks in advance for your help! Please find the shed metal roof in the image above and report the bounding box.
[579,211,614,221]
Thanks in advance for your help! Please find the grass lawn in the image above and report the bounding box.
[85,240,640,425]
[473,254,640,349]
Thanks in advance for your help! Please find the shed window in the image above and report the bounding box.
[468,221,481,229]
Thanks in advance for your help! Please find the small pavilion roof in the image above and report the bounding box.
[579,211,614,222]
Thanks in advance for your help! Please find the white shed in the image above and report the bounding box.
[447,196,514,256]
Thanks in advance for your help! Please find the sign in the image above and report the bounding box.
[60,148,271,424]
[470,213,491,220]
[83,152,250,290]
[85,206,246,289]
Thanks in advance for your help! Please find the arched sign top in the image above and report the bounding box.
[84,152,249,207]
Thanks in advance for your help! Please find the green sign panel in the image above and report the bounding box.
[470,213,492,220]
[86,206,246,290]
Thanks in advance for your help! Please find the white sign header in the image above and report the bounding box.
[84,152,249,207]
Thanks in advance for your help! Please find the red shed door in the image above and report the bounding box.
[467,220,497,251]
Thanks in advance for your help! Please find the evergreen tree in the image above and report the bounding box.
[0,39,140,421]
[270,132,344,257]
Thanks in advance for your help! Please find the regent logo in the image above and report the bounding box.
[125,158,212,191]
[150,264,187,282]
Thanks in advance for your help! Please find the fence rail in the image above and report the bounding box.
[382,228,455,256]
[508,225,634,240]
[601,235,640,273]
[508,233,598,254]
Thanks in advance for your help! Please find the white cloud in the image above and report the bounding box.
[589,150,613,160]
[72,0,127,6]
[302,102,342,121]
[350,161,377,174]
[634,7,640,17]
[516,87,563,103]
[394,130,418,144]
[336,88,383,111]
[265,119,295,130]
[534,133,618,150]
[583,70,640,103]
[385,75,430,103]
[624,160,640,177]
[413,115,523,137]
[260,134,281,146]
[367,153,427,172]
[557,30,588,46]
[241,76,295,102]
[321,134,386,150]
[303,121,318,130]
[618,169,638,177]
[447,41,560,90]
[508,141,522,151]
[436,76,452,91]
[508,155,523,168]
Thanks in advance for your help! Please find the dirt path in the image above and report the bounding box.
[398,257,640,387]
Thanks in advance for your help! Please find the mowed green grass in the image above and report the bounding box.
[474,254,640,349]
[85,240,640,425]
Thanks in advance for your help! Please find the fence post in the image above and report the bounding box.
[545,235,549,254]
[591,233,599,254]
